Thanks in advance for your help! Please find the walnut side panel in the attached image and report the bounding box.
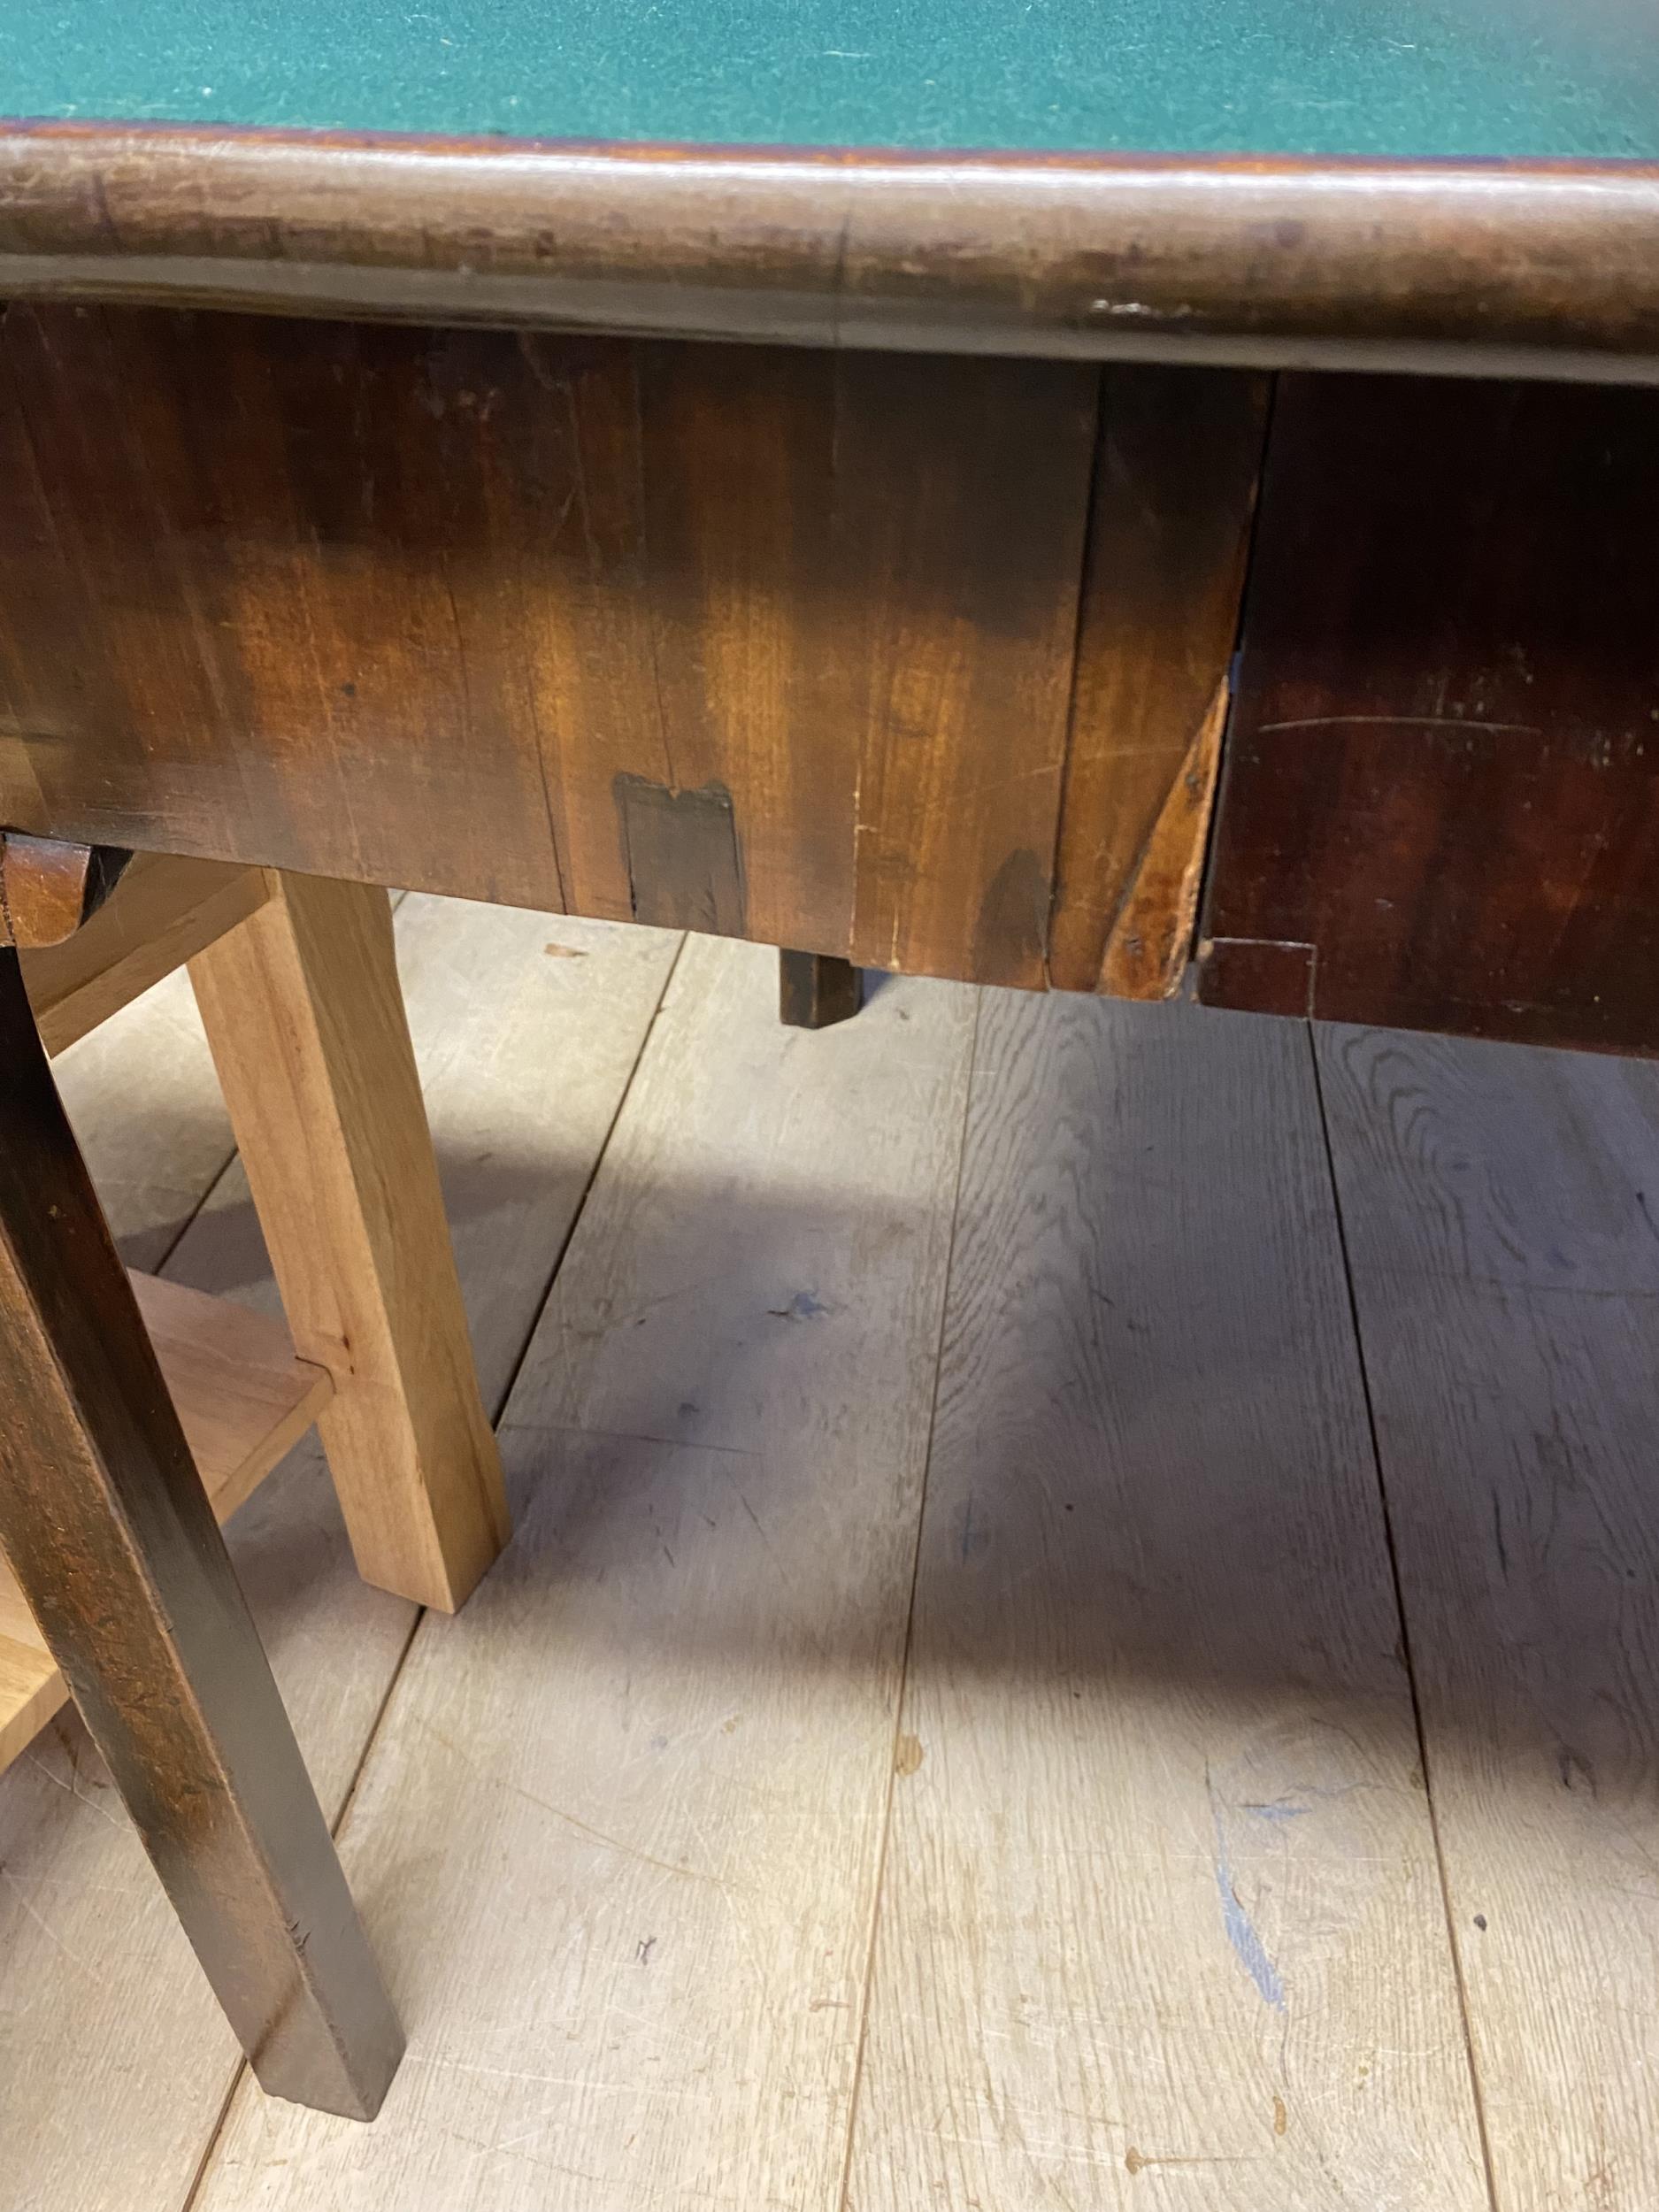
[836,351,1097,987]
[0,304,1099,990]
[0,307,569,910]
[1198,373,1659,1055]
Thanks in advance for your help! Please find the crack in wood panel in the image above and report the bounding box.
[1048,365,1268,998]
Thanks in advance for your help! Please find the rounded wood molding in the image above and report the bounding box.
[2,123,1658,381]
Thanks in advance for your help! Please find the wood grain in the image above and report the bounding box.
[3,128,1659,384]
[0,1270,332,1760]
[189,870,508,1611]
[127,1271,332,1523]
[187,938,979,2210]
[24,852,269,1055]
[620,342,850,950]
[1198,372,1659,1053]
[841,354,1095,987]
[0,308,569,907]
[1048,365,1268,995]
[848,990,1489,2208]
[0,897,683,2212]
[0,306,1102,987]
[1318,1021,1659,2211]
[0,1269,331,1655]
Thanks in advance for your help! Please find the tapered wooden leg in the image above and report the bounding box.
[190,870,508,1612]
[0,950,402,2119]
[779,949,863,1029]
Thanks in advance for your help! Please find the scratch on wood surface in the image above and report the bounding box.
[491,1772,729,1888]
[1206,1767,1286,2011]
[572,1277,724,1334]
[1256,714,1544,738]
[923,2128,1126,2174]
[404,2051,708,2102]
[0,1866,95,1972]
[1125,2145,1261,2173]
[412,1715,735,1889]
[23,1747,126,1830]
[498,1417,758,1462]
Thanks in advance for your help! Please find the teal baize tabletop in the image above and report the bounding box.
[4,0,1656,160]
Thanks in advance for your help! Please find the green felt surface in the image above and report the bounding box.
[6,0,1657,161]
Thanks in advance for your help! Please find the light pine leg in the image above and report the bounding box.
[0,949,402,2118]
[189,870,508,1612]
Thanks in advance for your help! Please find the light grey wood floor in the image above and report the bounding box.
[3,896,1656,2209]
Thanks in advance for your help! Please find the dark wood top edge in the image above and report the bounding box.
[12,118,1659,175]
[4,121,1659,379]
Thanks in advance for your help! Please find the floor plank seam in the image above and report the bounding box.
[833,992,982,2212]
[480,931,689,1437]
[1304,1019,1504,2212]
[147,1142,241,1279]
[326,1609,429,1852]
[175,1600,429,2212]
[171,2053,252,2212]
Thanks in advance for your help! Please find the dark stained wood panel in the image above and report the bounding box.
[1198,373,1659,1055]
[0,307,567,906]
[627,341,853,953]
[841,352,1097,987]
[0,304,1102,987]
[1048,365,1268,996]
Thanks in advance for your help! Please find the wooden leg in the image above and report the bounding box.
[778,949,863,1030]
[0,950,403,2119]
[189,870,508,1612]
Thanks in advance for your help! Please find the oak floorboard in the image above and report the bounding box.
[1318,1024,1659,2212]
[42,889,410,1277]
[49,961,239,1276]
[845,994,1491,2210]
[21,925,1641,2210]
[0,898,680,2212]
[188,940,979,2212]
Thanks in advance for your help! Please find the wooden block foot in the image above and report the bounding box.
[779,949,863,1029]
